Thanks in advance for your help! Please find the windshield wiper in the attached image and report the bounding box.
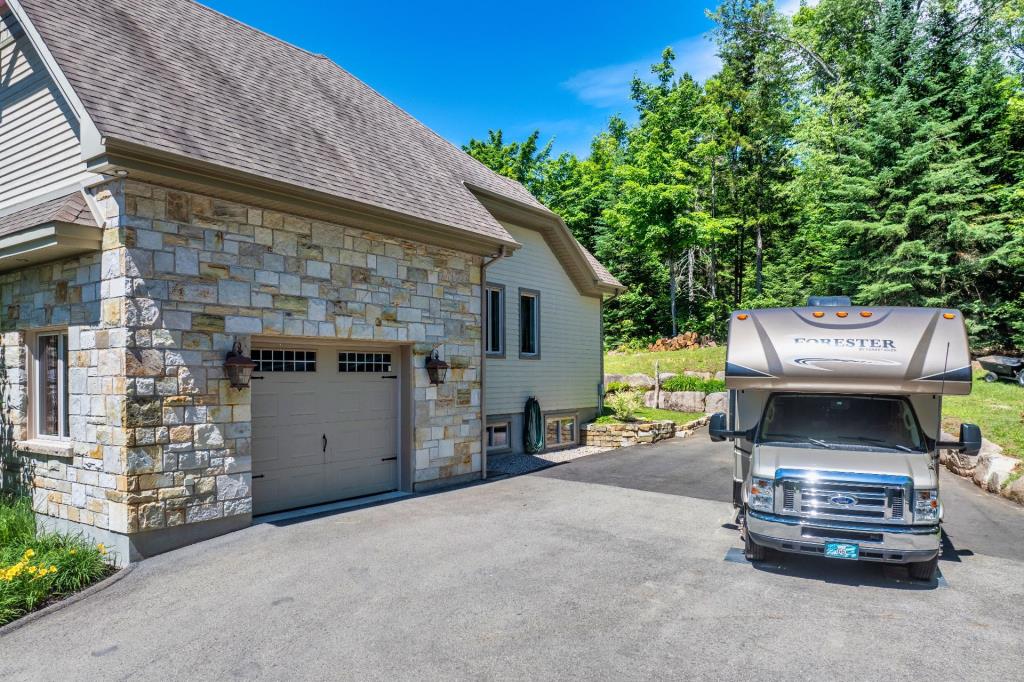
[837,435,915,452]
[761,433,833,449]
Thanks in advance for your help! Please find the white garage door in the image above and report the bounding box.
[251,347,400,515]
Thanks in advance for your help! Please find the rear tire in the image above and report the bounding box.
[984,372,998,383]
[908,556,938,581]
[743,516,768,562]
[1016,370,1024,387]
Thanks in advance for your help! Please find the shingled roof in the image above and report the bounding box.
[0,191,96,238]
[13,0,620,290]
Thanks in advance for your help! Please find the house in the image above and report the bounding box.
[0,0,622,562]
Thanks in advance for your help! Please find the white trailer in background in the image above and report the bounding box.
[709,299,981,581]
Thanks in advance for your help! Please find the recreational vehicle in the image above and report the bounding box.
[709,299,981,581]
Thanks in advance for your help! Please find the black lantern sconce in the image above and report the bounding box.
[426,349,449,385]
[224,342,257,389]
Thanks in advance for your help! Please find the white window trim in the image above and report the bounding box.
[30,330,70,441]
[544,413,578,451]
[486,421,512,453]
[485,283,505,358]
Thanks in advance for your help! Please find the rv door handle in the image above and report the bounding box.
[322,434,327,453]
[381,456,398,462]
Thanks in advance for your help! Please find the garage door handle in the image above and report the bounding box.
[252,474,265,479]
[381,456,397,461]
[322,434,327,453]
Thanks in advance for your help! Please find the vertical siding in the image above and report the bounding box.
[0,11,86,212]
[485,222,602,418]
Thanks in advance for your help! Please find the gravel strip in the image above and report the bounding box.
[487,445,613,477]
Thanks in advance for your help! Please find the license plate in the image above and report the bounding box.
[824,542,859,560]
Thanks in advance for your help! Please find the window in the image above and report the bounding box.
[486,422,511,452]
[253,349,317,372]
[485,284,505,357]
[756,394,926,453]
[339,352,393,373]
[34,332,69,439]
[519,289,540,358]
[545,415,577,449]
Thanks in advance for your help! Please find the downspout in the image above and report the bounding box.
[480,245,508,480]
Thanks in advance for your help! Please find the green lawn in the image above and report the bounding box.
[595,406,705,425]
[0,494,111,626]
[943,372,1024,461]
[605,346,727,376]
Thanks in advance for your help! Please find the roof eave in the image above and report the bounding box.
[87,138,521,258]
[0,221,103,273]
[464,183,624,298]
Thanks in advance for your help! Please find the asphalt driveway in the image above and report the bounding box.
[2,434,1023,680]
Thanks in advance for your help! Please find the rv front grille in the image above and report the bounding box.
[775,474,911,524]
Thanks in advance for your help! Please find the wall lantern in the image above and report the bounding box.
[426,349,449,385]
[224,342,257,389]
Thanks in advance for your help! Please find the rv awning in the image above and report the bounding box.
[0,192,102,272]
[725,306,972,395]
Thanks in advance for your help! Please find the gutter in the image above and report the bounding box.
[479,245,509,480]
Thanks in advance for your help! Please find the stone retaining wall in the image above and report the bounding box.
[581,420,676,448]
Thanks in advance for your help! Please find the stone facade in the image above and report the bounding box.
[581,421,677,448]
[0,179,484,561]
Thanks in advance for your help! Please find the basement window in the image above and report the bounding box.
[33,332,69,439]
[545,414,577,450]
[486,422,511,452]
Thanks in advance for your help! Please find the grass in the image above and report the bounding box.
[605,346,727,376]
[0,494,112,626]
[942,372,1024,461]
[595,406,705,425]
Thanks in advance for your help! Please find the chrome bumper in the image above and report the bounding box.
[747,510,940,564]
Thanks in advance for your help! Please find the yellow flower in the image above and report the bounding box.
[27,565,36,574]
[49,565,57,573]
[97,543,106,555]
[23,548,35,559]
[69,549,77,555]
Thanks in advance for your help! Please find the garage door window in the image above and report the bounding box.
[253,349,317,372]
[339,352,393,373]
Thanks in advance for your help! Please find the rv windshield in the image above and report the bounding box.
[757,394,927,452]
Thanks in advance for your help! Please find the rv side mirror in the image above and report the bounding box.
[959,423,982,456]
[709,412,730,442]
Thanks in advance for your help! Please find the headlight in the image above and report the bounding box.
[749,478,774,512]
[914,489,939,521]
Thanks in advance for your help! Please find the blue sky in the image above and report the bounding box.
[202,1,800,157]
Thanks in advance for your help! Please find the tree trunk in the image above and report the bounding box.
[755,223,764,296]
[669,259,678,338]
[687,247,695,323]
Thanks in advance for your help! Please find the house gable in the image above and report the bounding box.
[0,5,95,214]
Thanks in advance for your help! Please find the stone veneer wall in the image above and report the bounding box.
[0,186,129,534]
[2,179,484,558]
[580,421,676,448]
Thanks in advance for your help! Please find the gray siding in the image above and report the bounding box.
[485,222,602,419]
[0,10,86,213]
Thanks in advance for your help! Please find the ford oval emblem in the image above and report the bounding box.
[829,494,858,506]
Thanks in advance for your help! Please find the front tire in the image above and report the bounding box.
[1017,370,1024,387]
[908,556,938,581]
[743,515,768,562]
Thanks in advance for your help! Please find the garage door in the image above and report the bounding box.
[251,347,400,515]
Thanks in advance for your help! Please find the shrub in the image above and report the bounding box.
[604,381,632,395]
[0,493,111,626]
[661,375,725,393]
[605,390,644,422]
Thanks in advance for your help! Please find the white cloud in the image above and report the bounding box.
[562,34,721,108]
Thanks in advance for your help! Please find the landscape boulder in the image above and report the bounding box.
[704,392,728,415]
[972,440,1018,492]
[622,373,656,389]
[645,390,706,413]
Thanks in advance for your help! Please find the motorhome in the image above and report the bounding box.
[709,298,981,581]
